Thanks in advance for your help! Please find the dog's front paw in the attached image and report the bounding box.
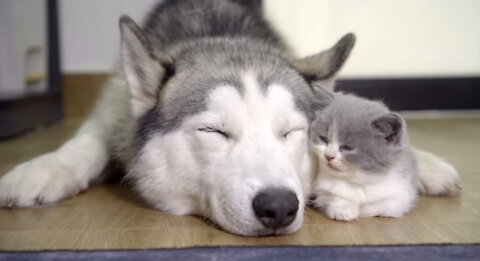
[325,200,359,221]
[0,153,87,208]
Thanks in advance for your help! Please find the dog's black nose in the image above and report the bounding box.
[252,188,299,229]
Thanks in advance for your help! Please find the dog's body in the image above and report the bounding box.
[0,0,460,236]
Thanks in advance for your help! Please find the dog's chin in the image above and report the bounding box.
[215,211,303,237]
[251,227,296,237]
[223,222,302,237]
[215,218,276,237]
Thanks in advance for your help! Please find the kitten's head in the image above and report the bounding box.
[310,86,406,175]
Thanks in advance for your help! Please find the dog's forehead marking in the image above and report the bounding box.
[242,71,262,102]
[137,70,312,148]
[205,71,304,131]
[209,71,295,108]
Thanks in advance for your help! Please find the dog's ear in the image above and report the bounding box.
[311,83,334,110]
[294,33,356,90]
[119,15,174,117]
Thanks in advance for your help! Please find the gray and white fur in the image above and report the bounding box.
[309,86,420,220]
[0,0,460,236]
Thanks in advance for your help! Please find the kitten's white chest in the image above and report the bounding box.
[315,167,409,205]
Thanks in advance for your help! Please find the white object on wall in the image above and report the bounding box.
[0,0,47,98]
[60,0,480,78]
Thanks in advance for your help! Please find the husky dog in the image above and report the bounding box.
[0,0,460,236]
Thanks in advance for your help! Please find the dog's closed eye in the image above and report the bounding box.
[282,127,305,139]
[198,127,229,139]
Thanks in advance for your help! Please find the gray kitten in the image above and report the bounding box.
[309,86,419,221]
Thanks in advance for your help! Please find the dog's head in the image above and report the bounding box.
[119,16,355,236]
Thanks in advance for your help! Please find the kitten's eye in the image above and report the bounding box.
[319,135,329,144]
[340,144,353,152]
[198,127,229,139]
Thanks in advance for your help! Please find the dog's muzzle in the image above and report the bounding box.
[252,188,299,229]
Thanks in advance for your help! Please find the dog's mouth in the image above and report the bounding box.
[253,228,289,237]
[216,213,302,237]
[212,220,297,237]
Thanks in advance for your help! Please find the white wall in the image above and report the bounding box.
[60,0,480,78]
[265,0,480,78]
[59,0,158,73]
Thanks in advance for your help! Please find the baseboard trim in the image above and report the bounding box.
[336,77,480,111]
[0,92,63,139]
[59,75,480,120]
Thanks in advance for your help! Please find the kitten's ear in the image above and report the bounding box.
[311,83,334,110]
[119,15,174,117]
[371,113,403,145]
[294,33,356,90]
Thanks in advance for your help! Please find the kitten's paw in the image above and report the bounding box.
[415,149,461,196]
[325,201,359,221]
[0,153,87,208]
[360,199,412,218]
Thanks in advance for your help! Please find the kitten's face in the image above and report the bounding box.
[310,94,405,175]
[310,115,357,174]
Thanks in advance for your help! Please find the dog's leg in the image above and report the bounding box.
[0,75,128,208]
[414,148,461,196]
[0,117,109,207]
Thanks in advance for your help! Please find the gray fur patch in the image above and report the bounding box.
[133,0,320,147]
[294,33,356,84]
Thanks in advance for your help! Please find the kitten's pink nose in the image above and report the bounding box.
[325,154,335,161]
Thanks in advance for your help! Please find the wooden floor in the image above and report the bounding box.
[0,117,479,251]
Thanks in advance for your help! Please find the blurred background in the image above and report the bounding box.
[0,0,479,137]
[60,0,480,78]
